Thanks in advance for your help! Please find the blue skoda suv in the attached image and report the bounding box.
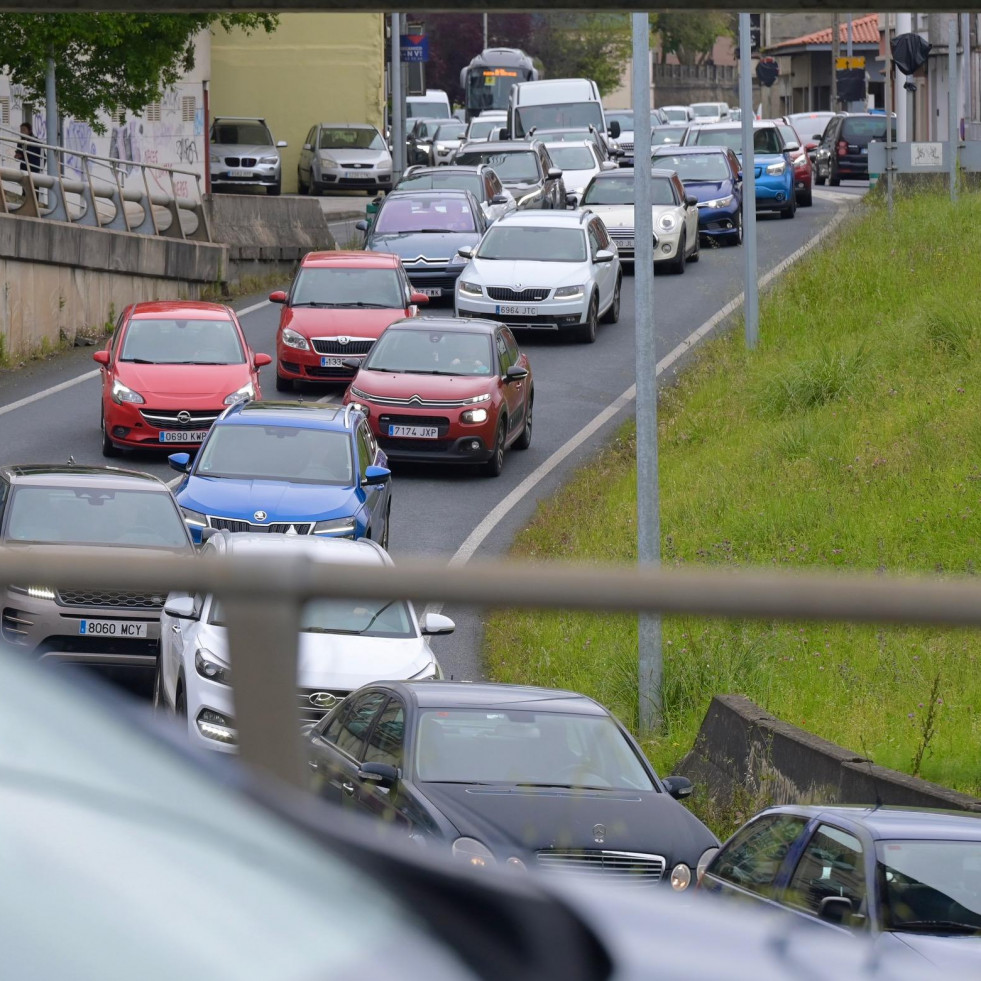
[169,400,392,546]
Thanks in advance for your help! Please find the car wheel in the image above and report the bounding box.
[297,172,308,195]
[275,371,294,392]
[781,193,797,219]
[152,659,165,712]
[600,275,621,324]
[514,394,533,450]
[266,181,282,197]
[175,684,186,718]
[815,164,826,186]
[100,411,119,458]
[380,501,391,550]
[800,189,813,207]
[671,231,687,274]
[578,294,598,344]
[484,417,507,477]
[688,231,700,263]
[829,163,840,187]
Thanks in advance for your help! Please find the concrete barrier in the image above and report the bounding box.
[677,694,981,813]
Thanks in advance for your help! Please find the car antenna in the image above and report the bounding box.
[859,737,883,812]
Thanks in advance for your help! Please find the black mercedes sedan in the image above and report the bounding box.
[306,681,719,890]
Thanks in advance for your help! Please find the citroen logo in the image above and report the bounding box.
[408,395,422,406]
[177,410,192,425]
[337,336,350,345]
[592,823,607,844]
[309,692,340,710]
[253,510,267,522]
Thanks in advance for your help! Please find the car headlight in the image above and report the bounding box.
[223,382,254,405]
[349,386,372,400]
[180,507,207,529]
[195,647,232,686]
[554,285,584,299]
[452,837,496,869]
[461,407,488,424]
[791,154,806,167]
[259,155,278,164]
[670,863,692,891]
[436,143,448,153]
[313,517,357,537]
[766,161,787,175]
[409,662,439,680]
[319,154,338,166]
[701,195,733,209]
[210,151,220,164]
[196,708,237,745]
[449,252,468,266]
[417,142,431,151]
[696,846,720,884]
[462,392,491,404]
[348,401,369,418]
[658,214,678,231]
[111,378,145,405]
[10,585,56,600]
[281,328,310,351]
[458,280,482,297]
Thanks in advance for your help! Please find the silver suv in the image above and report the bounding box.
[0,465,194,678]
[210,116,287,196]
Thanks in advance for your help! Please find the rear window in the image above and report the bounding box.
[840,117,896,145]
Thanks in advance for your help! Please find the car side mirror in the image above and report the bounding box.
[254,353,272,368]
[661,775,693,799]
[355,219,369,231]
[163,595,197,620]
[497,127,509,140]
[736,170,743,181]
[302,143,312,151]
[784,141,800,152]
[168,452,192,473]
[410,291,430,305]
[92,350,110,366]
[601,160,618,171]
[457,245,475,259]
[608,120,621,138]
[363,464,391,486]
[490,194,509,204]
[805,140,818,151]
[813,134,823,142]
[276,140,288,148]
[358,761,399,789]
[818,896,855,926]
[341,358,363,371]
[505,364,529,382]
[685,195,698,207]
[593,249,615,264]
[268,290,287,303]
[420,612,456,635]
[547,167,563,180]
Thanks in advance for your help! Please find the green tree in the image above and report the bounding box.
[531,13,632,96]
[653,13,735,66]
[0,13,277,132]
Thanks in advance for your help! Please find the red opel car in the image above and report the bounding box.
[94,300,270,457]
[271,251,428,392]
[343,317,532,477]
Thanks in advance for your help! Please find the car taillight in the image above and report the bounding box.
[837,140,848,157]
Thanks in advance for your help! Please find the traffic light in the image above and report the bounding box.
[756,57,779,87]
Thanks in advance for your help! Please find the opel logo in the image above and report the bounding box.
[309,692,339,710]
[253,510,267,522]
[177,410,191,425]
[592,823,607,844]
[337,336,350,345]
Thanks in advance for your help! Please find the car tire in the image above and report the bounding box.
[578,295,598,344]
[724,210,743,247]
[514,394,533,450]
[379,501,391,550]
[152,659,164,712]
[671,231,687,274]
[275,371,294,392]
[600,275,621,324]
[100,411,119,458]
[799,189,813,207]
[815,165,826,186]
[175,684,186,718]
[484,417,507,477]
[781,194,797,219]
[829,163,840,187]
[297,172,308,195]
[688,232,700,263]
[266,181,282,197]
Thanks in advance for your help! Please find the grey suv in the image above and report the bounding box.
[454,139,565,210]
[210,116,287,196]
[0,465,194,679]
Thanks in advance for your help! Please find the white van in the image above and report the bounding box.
[507,78,619,141]
[689,102,731,124]
[406,89,452,121]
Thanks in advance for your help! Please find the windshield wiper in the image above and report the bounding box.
[119,358,156,364]
[291,301,328,307]
[356,600,397,634]
[328,301,390,309]
[417,228,466,234]
[401,369,442,375]
[897,921,981,934]
[367,366,403,373]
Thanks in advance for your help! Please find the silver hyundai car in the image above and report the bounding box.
[210,116,287,196]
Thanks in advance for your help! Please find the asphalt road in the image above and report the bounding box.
[0,183,866,684]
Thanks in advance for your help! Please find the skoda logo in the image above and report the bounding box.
[592,823,607,844]
[515,283,522,290]
[177,410,192,425]
[336,336,350,345]
[253,510,267,522]
[309,692,339,710]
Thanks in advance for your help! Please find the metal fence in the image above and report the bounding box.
[0,125,211,241]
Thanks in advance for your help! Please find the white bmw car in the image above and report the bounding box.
[578,168,700,274]
[155,532,453,752]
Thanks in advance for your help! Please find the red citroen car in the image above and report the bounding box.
[271,251,428,391]
[94,300,270,456]
[775,120,813,207]
[343,317,532,477]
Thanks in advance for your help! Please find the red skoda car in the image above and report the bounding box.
[94,300,270,456]
[271,251,428,391]
[343,317,532,477]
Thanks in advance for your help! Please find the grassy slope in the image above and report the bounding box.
[485,190,981,796]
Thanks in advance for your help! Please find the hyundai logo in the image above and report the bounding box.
[177,410,192,425]
[309,692,340,710]
[592,823,607,844]
[253,510,267,522]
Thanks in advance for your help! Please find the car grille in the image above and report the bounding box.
[535,850,666,884]
[311,339,374,356]
[140,409,221,429]
[405,273,460,292]
[297,686,349,723]
[224,156,257,167]
[341,163,373,170]
[57,590,165,610]
[207,517,314,535]
[363,391,470,408]
[306,365,357,377]
[378,437,452,453]
[1,608,32,645]
[486,286,550,302]
[378,413,450,437]
[619,141,635,154]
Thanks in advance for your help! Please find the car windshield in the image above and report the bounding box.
[653,125,688,144]
[776,124,801,147]
[581,175,677,206]
[605,111,633,130]
[692,127,783,154]
[691,104,724,118]
[455,149,540,183]
[515,102,603,134]
[477,224,586,262]
[195,425,354,484]
[467,118,503,140]
[841,117,897,145]
[210,596,415,638]
[414,709,656,790]
[652,152,731,182]
[662,108,689,121]
[119,318,245,365]
[5,486,188,548]
[398,173,484,201]
[318,128,385,151]
[212,121,272,145]
[407,100,450,119]
[877,840,981,935]
[290,267,404,309]
[434,123,466,141]
[788,113,835,138]
[373,196,477,234]
[364,329,494,376]
[546,146,595,170]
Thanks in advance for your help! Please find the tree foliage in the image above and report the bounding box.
[653,13,736,66]
[0,13,277,132]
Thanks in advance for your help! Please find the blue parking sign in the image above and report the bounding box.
[400,34,428,63]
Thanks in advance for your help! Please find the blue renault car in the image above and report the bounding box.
[168,400,392,546]
[651,145,743,246]
[680,121,796,219]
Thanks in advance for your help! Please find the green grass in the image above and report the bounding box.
[485,190,981,797]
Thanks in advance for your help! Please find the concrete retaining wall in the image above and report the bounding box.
[677,694,981,813]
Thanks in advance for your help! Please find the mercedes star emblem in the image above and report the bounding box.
[592,823,607,844]
[177,410,191,425]
[253,510,267,522]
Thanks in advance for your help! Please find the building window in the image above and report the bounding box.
[182,96,196,123]
[144,102,161,122]
[112,105,126,125]
[0,97,9,126]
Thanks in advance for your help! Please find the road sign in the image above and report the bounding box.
[836,56,866,70]
[400,34,428,63]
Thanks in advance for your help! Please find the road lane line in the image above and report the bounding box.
[0,369,101,418]
[237,299,272,318]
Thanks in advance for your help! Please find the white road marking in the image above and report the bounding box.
[423,202,851,615]
[238,299,272,318]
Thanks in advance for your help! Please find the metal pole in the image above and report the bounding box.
[831,13,840,109]
[961,13,971,135]
[739,13,759,349]
[949,16,958,202]
[631,12,662,734]
[846,13,855,111]
[45,55,58,178]
[885,18,894,213]
[391,13,404,180]
[483,13,488,49]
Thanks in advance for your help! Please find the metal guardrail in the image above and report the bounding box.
[0,125,211,242]
[2,547,980,789]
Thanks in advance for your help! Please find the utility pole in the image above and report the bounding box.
[884,15,894,213]
[45,55,58,177]
[949,16,958,202]
[483,13,488,49]
[631,12,662,734]
[391,13,405,181]
[739,12,759,349]
[831,13,840,110]
[846,14,856,110]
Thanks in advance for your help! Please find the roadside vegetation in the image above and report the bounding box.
[485,189,981,797]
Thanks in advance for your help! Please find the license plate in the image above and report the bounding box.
[228,168,252,177]
[861,147,868,155]
[159,430,209,442]
[497,304,536,316]
[419,288,442,297]
[347,173,373,180]
[78,619,148,638]
[613,238,634,249]
[389,425,438,439]
[320,356,350,368]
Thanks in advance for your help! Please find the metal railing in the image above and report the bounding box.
[2,547,980,789]
[0,125,211,242]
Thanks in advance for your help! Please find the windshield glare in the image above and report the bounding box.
[652,153,730,183]
[582,176,677,207]
[6,486,188,548]
[435,123,466,141]
[515,103,603,134]
[691,104,724,118]
[365,329,493,376]
[291,267,404,308]
[374,196,476,234]
[546,146,595,170]
[119,318,245,365]
[415,709,656,790]
[399,174,484,201]
[210,596,415,638]
[212,122,272,145]
[467,118,503,140]
[319,128,385,151]
[196,425,354,485]
[478,224,586,262]
[692,127,783,154]
[407,101,450,119]
[654,125,687,144]
[455,150,540,183]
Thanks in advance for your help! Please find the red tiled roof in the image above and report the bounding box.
[771,13,879,50]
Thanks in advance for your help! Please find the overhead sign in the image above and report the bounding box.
[836,56,866,70]
[400,34,428,63]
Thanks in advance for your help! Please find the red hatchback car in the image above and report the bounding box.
[775,120,813,207]
[271,251,429,391]
[94,300,270,456]
[343,317,532,477]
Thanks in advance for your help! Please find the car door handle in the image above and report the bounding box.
[342,781,355,797]
[308,759,319,770]
[170,623,181,634]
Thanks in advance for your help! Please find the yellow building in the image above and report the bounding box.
[210,14,386,194]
